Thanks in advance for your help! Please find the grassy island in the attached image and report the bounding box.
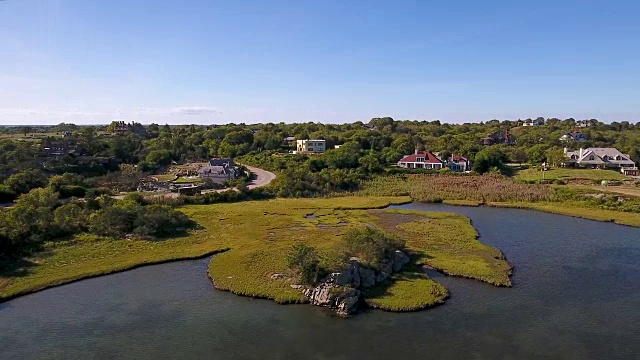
[1,196,512,313]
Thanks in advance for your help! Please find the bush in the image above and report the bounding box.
[58,185,87,198]
[286,243,320,285]
[340,227,405,269]
[0,184,16,202]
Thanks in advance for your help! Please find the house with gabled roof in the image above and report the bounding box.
[559,131,586,142]
[198,158,237,183]
[448,155,471,172]
[564,148,637,174]
[398,150,444,170]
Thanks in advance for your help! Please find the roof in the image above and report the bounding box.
[208,158,234,166]
[398,151,443,164]
[199,165,233,175]
[565,147,635,165]
[451,155,468,161]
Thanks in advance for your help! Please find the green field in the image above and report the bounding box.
[173,176,204,184]
[514,168,628,182]
[0,196,512,313]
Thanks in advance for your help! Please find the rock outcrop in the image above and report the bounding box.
[298,250,410,316]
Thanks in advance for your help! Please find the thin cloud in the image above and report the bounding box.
[0,108,106,117]
[134,107,221,116]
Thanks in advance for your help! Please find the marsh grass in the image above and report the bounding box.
[514,168,628,182]
[489,201,640,227]
[363,270,449,311]
[0,197,409,302]
[357,174,551,203]
[1,196,513,312]
[371,209,513,286]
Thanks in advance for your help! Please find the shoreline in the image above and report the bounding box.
[0,248,230,304]
[3,196,635,306]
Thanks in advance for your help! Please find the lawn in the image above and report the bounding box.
[0,196,512,313]
[173,176,204,184]
[154,174,177,182]
[514,168,628,182]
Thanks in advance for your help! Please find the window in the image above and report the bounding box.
[416,157,425,162]
[615,155,622,160]
[571,155,577,160]
[589,155,595,160]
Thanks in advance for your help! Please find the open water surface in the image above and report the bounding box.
[0,204,638,359]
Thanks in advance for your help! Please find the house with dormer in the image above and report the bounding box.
[397,150,444,169]
[564,148,637,174]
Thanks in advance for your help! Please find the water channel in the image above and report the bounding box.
[1,204,638,359]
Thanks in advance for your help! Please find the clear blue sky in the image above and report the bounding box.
[1,0,639,125]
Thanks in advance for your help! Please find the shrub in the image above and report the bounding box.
[286,243,320,285]
[340,227,405,269]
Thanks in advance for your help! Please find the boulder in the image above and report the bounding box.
[358,266,376,288]
[298,250,411,315]
[392,250,410,272]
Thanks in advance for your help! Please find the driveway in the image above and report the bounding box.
[243,165,276,189]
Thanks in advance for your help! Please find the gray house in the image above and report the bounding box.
[565,148,636,170]
[198,158,237,184]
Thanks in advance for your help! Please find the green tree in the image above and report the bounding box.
[286,243,320,285]
[472,147,507,174]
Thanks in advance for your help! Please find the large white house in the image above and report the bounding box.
[397,151,444,169]
[565,148,637,174]
[296,139,326,154]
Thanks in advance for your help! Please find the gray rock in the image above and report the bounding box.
[358,266,376,288]
[392,250,410,272]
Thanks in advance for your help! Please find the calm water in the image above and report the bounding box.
[1,204,639,360]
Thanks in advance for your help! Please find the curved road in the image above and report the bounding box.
[243,165,276,189]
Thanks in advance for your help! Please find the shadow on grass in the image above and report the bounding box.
[0,248,54,278]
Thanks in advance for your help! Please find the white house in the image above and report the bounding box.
[296,139,326,154]
[564,148,636,172]
[398,150,444,169]
[448,155,471,172]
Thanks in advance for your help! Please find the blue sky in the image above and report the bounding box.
[1,0,639,125]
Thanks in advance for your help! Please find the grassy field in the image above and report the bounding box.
[515,168,628,182]
[173,176,204,184]
[0,196,512,313]
[154,174,177,182]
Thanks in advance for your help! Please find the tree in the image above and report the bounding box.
[472,147,507,174]
[545,147,566,167]
[512,148,528,165]
[4,169,48,195]
[526,144,549,166]
[358,152,383,173]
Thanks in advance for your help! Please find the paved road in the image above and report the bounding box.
[243,165,276,189]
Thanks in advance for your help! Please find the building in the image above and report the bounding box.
[523,118,545,127]
[198,158,237,184]
[576,120,592,128]
[559,131,586,142]
[397,150,444,169]
[564,148,636,171]
[296,139,326,154]
[482,129,516,146]
[448,155,471,172]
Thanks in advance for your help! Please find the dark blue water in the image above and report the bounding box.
[1,204,638,360]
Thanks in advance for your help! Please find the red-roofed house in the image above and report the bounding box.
[398,151,444,169]
[448,155,471,172]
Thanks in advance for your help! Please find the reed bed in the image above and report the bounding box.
[358,174,552,203]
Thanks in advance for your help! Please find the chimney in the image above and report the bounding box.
[415,148,418,155]
[563,147,567,154]
[579,148,584,158]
